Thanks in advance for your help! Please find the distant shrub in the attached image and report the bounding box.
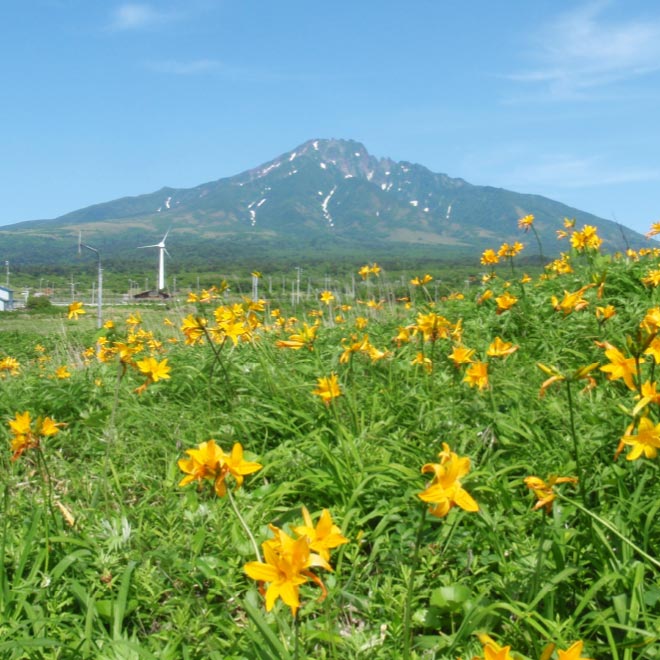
[25,295,56,312]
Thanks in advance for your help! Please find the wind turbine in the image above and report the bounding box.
[138,230,170,292]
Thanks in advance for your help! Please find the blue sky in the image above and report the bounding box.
[1,0,659,234]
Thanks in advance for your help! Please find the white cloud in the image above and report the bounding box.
[112,3,174,30]
[509,2,660,98]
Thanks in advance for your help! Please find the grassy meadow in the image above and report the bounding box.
[1,219,660,659]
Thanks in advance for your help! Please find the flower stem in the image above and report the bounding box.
[403,506,427,659]
[226,488,262,562]
[564,380,587,507]
[0,482,9,608]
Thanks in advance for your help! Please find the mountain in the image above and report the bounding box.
[0,138,648,271]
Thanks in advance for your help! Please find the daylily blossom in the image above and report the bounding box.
[293,507,349,561]
[312,374,342,405]
[411,274,433,286]
[68,301,86,320]
[646,221,660,238]
[463,361,489,390]
[551,284,594,315]
[319,290,335,305]
[480,248,499,266]
[524,474,578,513]
[275,322,318,350]
[418,443,479,517]
[136,357,171,383]
[598,342,640,391]
[486,337,518,358]
[557,640,593,660]
[495,291,518,314]
[8,411,64,461]
[178,440,262,496]
[244,526,332,616]
[0,357,20,376]
[448,345,475,367]
[620,416,660,461]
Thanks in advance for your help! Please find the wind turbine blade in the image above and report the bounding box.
[164,248,172,258]
[137,244,159,249]
[162,228,170,243]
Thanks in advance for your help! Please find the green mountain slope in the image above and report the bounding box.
[0,138,648,270]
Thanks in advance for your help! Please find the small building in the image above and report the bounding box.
[0,286,14,311]
[132,289,170,300]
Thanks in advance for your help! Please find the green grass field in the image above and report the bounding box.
[1,224,659,659]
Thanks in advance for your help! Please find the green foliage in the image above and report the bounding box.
[1,240,660,658]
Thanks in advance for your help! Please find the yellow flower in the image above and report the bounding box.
[571,224,602,251]
[463,361,489,390]
[293,507,349,562]
[477,289,493,305]
[486,337,518,358]
[448,345,475,367]
[595,305,616,321]
[646,221,660,238]
[68,301,86,320]
[557,641,593,660]
[524,474,578,513]
[312,374,342,405]
[642,269,660,287]
[178,440,262,495]
[244,527,331,616]
[103,320,115,329]
[369,263,381,276]
[214,442,263,496]
[55,365,71,379]
[480,249,499,266]
[551,284,594,314]
[8,411,64,461]
[358,264,371,280]
[418,443,479,517]
[411,274,433,286]
[495,291,517,314]
[411,352,433,373]
[319,290,335,305]
[355,316,368,330]
[517,214,534,232]
[415,312,452,342]
[125,312,142,327]
[136,357,171,383]
[178,439,225,488]
[497,242,524,258]
[181,315,207,345]
[0,357,20,376]
[620,416,660,461]
[275,322,318,350]
[479,643,514,660]
[633,381,660,416]
[598,342,640,391]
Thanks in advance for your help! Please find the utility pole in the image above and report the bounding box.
[5,261,9,287]
[78,232,103,329]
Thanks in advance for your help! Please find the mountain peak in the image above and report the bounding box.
[1,137,646,270]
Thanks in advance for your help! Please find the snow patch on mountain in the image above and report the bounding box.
[321,186,337,227]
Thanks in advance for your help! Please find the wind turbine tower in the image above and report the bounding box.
[138,230,170,292]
